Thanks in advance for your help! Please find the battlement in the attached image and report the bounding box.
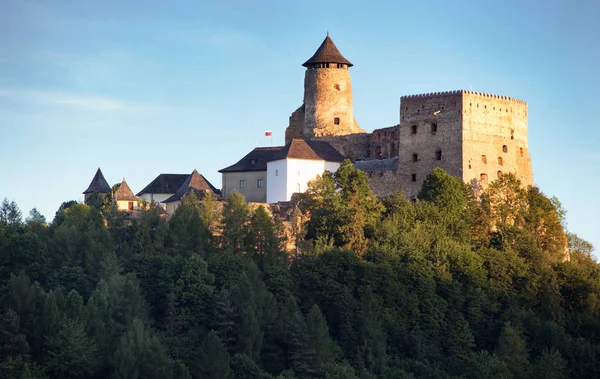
[401,90,527,105]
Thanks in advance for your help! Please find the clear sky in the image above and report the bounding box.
[1,0,598,254]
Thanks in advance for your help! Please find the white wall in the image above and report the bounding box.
[324,161,341,174]
[267,160,288,203]
[267,159,341,203]
[165,200,180,216]
[140,193,173,205]
[116,200,138,211]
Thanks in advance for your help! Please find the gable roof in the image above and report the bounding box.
[269,139,345,162]
[163,169,221,203]
[114,179,137,201]
[218,147,283,173]
[302,34,353,67]
[83,168,111,194]
[136,174,189,196]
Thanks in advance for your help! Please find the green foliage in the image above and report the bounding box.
[302,160,384,255]
[495,323,530,379]
[169,192,212,258]
[196,331,231,379]
[0,309,30,378]
[114,318,182,379]
[0,167,598,378]
[221,191,250,254]
[43,318,96,378]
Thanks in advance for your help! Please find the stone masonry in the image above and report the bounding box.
[286,34,363,143]
[283,35,534,200]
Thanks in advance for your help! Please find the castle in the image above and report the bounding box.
[285,34,533,200]
[84,34,534,211]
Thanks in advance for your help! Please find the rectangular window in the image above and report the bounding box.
[239,180,246,189]
[411,174,417,182]
[257,179,263,188]
[128,201,134,210]
[431,123,437,134]
[275,169,278,176]
[482,155,487,164]
[412,125,417,134]
[412,153,418,162]
[334,117,340,125]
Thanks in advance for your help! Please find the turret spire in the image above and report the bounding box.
[302,34,353,67]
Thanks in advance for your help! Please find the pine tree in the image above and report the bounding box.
[173,254,215,332]
[211,288,236,353]
[43,318,97,378]
[495,323,530,379]
[0,309,30,378]
[278,297,315,378]
[113,318,177,379]
[531,348,568,379]
[305,305,339,368]
[356,287,387,375]
[221,192,250,254]
[196,331,231,379]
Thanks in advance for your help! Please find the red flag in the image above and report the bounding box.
[264,130,272,137]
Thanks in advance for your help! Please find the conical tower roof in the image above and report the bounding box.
[302,33,353,67]
[163,169,220,203]
[114,179,137,201]
[83,168,111,194]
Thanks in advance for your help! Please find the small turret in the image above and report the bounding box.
[82,168,111,204]
[286,33,364,143]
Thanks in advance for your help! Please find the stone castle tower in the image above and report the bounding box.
[285,33,364,144]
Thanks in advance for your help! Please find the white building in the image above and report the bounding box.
[266,139,344,203]
[220,139,344,204]
[136,174,190,205]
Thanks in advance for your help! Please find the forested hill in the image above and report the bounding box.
[1,162,598,379]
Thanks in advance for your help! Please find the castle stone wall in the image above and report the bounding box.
[286,66,363,143]
[369,125,400,159]
[315,133,371,161]
[398,91,464,199]
[461,91,532,187]
[365,169,406,198]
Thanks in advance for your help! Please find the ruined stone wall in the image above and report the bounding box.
[365,169,405,198]
[285,105,305,144]
[397,91,464,200]
[315,133,371,161]
[461,91,532,187]
[286,66,363,143]
[369,125,400,159]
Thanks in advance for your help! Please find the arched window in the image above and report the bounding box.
[482,155,487,164]
[296,183,301,192]
[502,145,508,153]
[497,171,503,178]
[431,123,438,134]
[498,157,503,166]
[480,173,488,185]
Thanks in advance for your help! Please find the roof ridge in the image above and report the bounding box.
[83,168,111,194]
[302,34,353,67]
[114,179,137,201]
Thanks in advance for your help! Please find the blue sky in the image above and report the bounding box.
[1,0,598,254]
